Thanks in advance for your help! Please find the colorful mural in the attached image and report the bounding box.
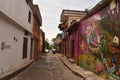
[79,0,120,79]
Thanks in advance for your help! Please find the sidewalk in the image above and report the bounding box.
[0,60,33,80]
[57,54,105,80]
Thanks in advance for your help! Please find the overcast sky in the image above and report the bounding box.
[33,0,101,42]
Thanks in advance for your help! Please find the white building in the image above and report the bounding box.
[0,0,34,76]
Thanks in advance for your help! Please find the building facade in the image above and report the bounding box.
[62,0,120,79]
[58,10,86,57]
[66,22,80,64]
[0,0,42,77]
[59,10,86,30]
[39,29,45,54]
[33,5,42,59]
[54,34,62,53]
[79,0,120,79]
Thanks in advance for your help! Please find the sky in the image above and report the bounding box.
[33,0,101,42]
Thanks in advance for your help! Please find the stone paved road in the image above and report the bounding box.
[11,52,84,80]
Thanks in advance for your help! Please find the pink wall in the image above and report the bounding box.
[68,25,79,57]
[78,1,120,78]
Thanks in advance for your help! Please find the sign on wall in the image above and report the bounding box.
[1,41,11,50]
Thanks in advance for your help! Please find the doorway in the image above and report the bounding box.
[71,40,75,58]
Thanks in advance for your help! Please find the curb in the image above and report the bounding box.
[57,54,105,80]
[0,61,33,80]
[57,54,86,80]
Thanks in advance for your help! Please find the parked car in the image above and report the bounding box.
[45,49,49,53]
[52,49,58,54]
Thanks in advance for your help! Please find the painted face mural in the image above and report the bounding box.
[79,0,120,79]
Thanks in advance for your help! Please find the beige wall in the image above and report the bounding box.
[68,17,81,27]
[0,0,33,33]
[0,14,32,73]
[0,0,33,74]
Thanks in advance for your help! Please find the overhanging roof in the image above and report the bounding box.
[65,0,113,32]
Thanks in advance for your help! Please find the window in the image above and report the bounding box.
[24,31,29,36]
[30,38,33,60]
[23,37,28,59]
[28,11,31,23]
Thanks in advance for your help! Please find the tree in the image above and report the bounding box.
[84,8,89,13]
[51,38,56,43]
[45,40,49,49]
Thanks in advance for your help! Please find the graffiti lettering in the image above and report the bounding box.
[1,41,11,50]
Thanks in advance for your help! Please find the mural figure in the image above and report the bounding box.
[85,23,100,53]
[86,25,92,45]
[115,68,120,79]
[113,36,119,46]
[107,60,116,75]
[98,34,108,62]
[80,1,120,79]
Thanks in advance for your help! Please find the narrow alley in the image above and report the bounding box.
[1,0,120,80]
[10,52,84,80]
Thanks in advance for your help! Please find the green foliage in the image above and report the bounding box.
[45,41,49,49]
[84,8,89,13]
[49,45,54,50]
[49,44,57,50]
[51,38,56,43]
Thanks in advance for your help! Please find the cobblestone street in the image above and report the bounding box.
[10,52,83,80]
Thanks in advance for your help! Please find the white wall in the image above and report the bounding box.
[0,0,33,33]
[0,12,31,73]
